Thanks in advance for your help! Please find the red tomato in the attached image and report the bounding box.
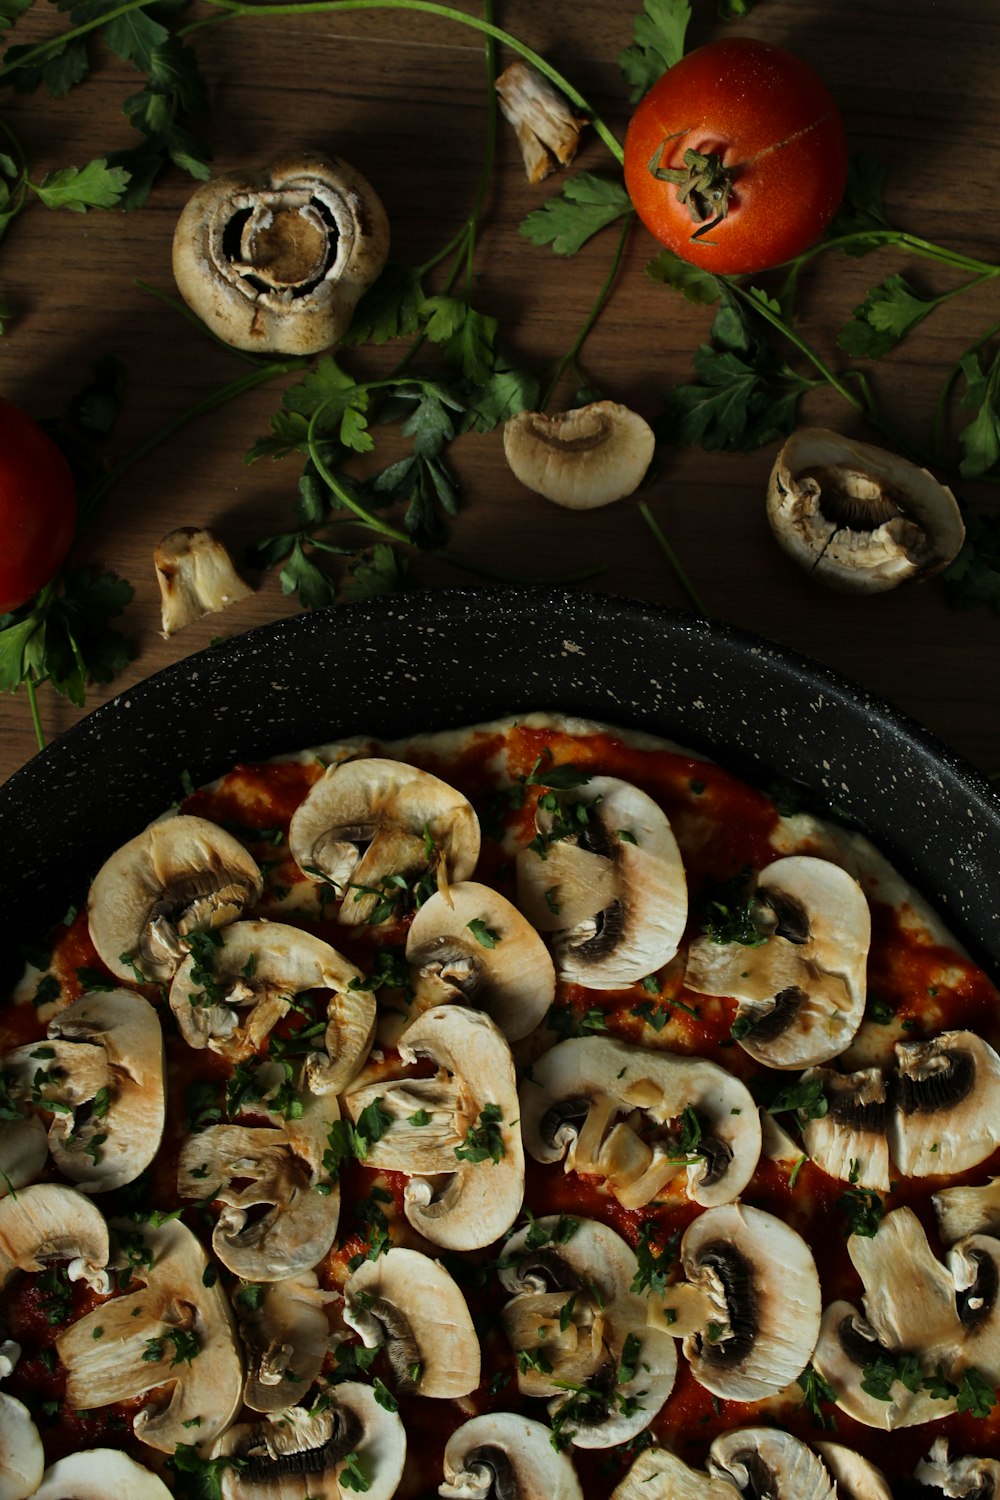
[623,38,848,275]
[0,397,77,613]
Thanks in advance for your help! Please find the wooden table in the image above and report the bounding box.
[1,0,998,785]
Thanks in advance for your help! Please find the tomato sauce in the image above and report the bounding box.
[4,718,1000,1494]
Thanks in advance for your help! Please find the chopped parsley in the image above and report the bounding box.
[454,1103,505,1164]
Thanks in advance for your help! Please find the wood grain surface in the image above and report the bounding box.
[1,0,998,785]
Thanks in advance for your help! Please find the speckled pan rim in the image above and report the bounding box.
[1,587,997,984]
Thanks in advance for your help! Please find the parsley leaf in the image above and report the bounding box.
[454,1103,506,1164]
[828,153,894,252]
[956,346,1000,479]
[837,1182,885,1238]
[837,274,939,360]
[618,0,691,101]
[33,158,130,212]
[645,248,722,307]
[797,1363,838,1427]
[519,172,632,256]
[942,509,1000,611]
[1,566,134,708]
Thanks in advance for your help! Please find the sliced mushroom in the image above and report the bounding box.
[811,1298,955,1430]
[5,990,165,1193]
[439,1413,584,1500]
[504,402,655,510]
[31,1450,174,1500]
[0,1394,43,1500]
[494,62,586,183]
[169,918,373,1090]
[685,855,870,1068]
[405,881,555,1041]
[155,526,253,637]
[344,1245,480,1397]
[239,1271,335,1413]
[648,1203,822,1402]
[800,1065,891,1191]
[849,1207,963,1362]
[947,1232,1000,1386]
[0,1183,111,1368]
[342,1005,524,1251]
[57,1215,243,1452]
[0,1116,48,1200]
[173,151,390,355]
[813,1443,893,1500]
[914,1437,1000,1499]
[767,427,965,592]
[611,1444,738,1500]
[212,1384,406,1500]
[88,815,263,983]
[499,1215,676,1448]
[516,776,687,988]
[934,1178,1000,1245]
[518,1035,760,1209]
[178,1070,340,1280]
[709,1429,835,1500]
[888,1030,1000,1176]
[289,758,480,926]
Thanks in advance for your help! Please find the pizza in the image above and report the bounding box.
[1,711,999,1499]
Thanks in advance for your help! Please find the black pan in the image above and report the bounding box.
[2,587,998,988]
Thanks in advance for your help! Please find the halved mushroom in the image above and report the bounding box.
[499,1215,676,1448]
[648,1203,822,1402]
[155,526,253,637]
[238,1271,335,1412]
[344,1246,480,1397]
[405,882,555,1041]
[88,815,263,983]
[813,1443,893,1500]
[57,1215,243,1452]
[212,1384,406,1500]
[934,1178,1000,1245]
[4,990,165,1193]
[178,1068,340,1280]
[767,427,965,592]
[709,1429,835,1500]
[504,403,655,510]
[289,758,480,926]
[914,1438,1000,1499]
[518,1035,760,1209]
[685,855,871,1068]
[0,1394,43,1500]
[439,1413,584,1500]
[516,776,687,988]
[800,1065,891,1191]
[342,1005,524,1251]
[812,1297,955,1429]
[172,151,390,355]
[169,918,373,1090]
[611,1444,737,1500]
[888,1030,1000,1177]
[31,1450,174,1500]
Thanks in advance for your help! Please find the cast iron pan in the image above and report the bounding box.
[2,588,998,988]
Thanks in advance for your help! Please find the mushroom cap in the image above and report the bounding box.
[887,1029,1000,1177]
[709,1428,835,1500]
[238,1270,335,1413]
[516,775,688,989]
[343,1004,524,1251]
[914,1437,1000,1500]
[0,1394,43,1500]
[665,1202,822,1402]
[518,1035,760,1209]
[611,1444,738,1500]
[31,1450,173,1500]
[849,1207,963,1363]
[178,1077,341,1280]
[344,1245,480,1398]
[0,1182,110,1294]
[405,881,556,1041]
[685,854,871,1068]
[499,1215,676,1448]
[213,1384,406,1500]
[57,1215,243,1453]
[503,402,655,509]
[811,1298,956,1429]
[946,1231,1000,1386]
[172,151,390,355]
[169,918,373,1090]
[440,1412,584,1500]
[18,988,166,1193]
[88,814,264,983]
[767,426,965,592]
[289,757,480,925]
[0,1116,47,1201]
[813,1443,893,1500]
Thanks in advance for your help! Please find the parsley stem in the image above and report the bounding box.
[190,0,625,164]
[933,315,1000,468]
[638,500,706,615]
[305,414,412,545]
[25,674,45,752]
[790,229,1000,281]
[541,211,635,410]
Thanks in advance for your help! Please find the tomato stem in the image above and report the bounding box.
[648,139,733,240]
